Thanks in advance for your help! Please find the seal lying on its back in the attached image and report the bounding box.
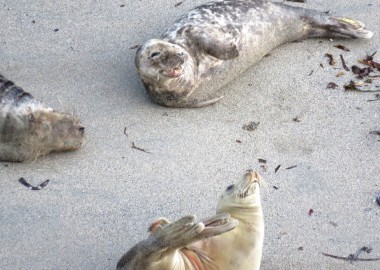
[117,171,264,270]
[0,74,85,162]
[136,0,373,108]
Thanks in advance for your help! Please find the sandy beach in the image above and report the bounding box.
[0,0,379,269]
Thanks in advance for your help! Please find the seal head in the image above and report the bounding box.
[0,74,85,162]
[135,39,205,107]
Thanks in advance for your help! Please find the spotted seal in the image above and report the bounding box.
[135,0,373,107]
[116,171,264,270]
[0,74,85,162]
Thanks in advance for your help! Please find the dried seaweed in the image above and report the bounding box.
[285,0,307,3]
[334,44,350,52]
[344,80,380,92]
[275,165,281,173]
[293,116,301,122]
[131,142,151,154]
[358,52,380,70]
[175,2,183,7]
[325,53,336,65]
[242,121,260,131]
[340,54,350,71]
[327,82,338,89]
[367,94,380,102]
[351,65,373,78]
[322,246,380,263]
[19,178,50,191]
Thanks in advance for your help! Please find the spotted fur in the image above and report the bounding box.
[0,74,85,162]
[136,0,373,107]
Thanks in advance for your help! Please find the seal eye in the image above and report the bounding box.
[226,184,234,192]
[150,52,161,58]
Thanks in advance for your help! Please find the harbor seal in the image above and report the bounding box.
[0,74,85,162]
[116,171,264,270]
[135,0,373,107]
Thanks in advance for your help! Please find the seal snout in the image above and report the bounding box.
[235,171,262,198]
[158,52,185,78]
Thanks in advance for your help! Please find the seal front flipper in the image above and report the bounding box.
[146,86,224,108]
[149,214,236,250]
[185,25,241,60]
[116,214,237,270]
[161,95,225,108]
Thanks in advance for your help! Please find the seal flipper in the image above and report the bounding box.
[159,95,225,108]
[306,15,373,39]
[148,214,237,251]
[185,25,240,60]
[145,83,224,108]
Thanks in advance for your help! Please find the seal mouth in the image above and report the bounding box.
[161,66,183,78]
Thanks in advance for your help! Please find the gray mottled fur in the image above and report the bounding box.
[135,0,373,107]
[0,74,85,162]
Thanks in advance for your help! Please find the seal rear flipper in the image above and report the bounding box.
[306,15,373,39]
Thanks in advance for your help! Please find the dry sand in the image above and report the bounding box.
[0,0,379,269]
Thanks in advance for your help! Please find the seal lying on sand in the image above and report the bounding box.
[136,0,373,107]
[117,171,264,270]
[0,74,85,162]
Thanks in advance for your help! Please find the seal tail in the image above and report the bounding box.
[306,15,373,39]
